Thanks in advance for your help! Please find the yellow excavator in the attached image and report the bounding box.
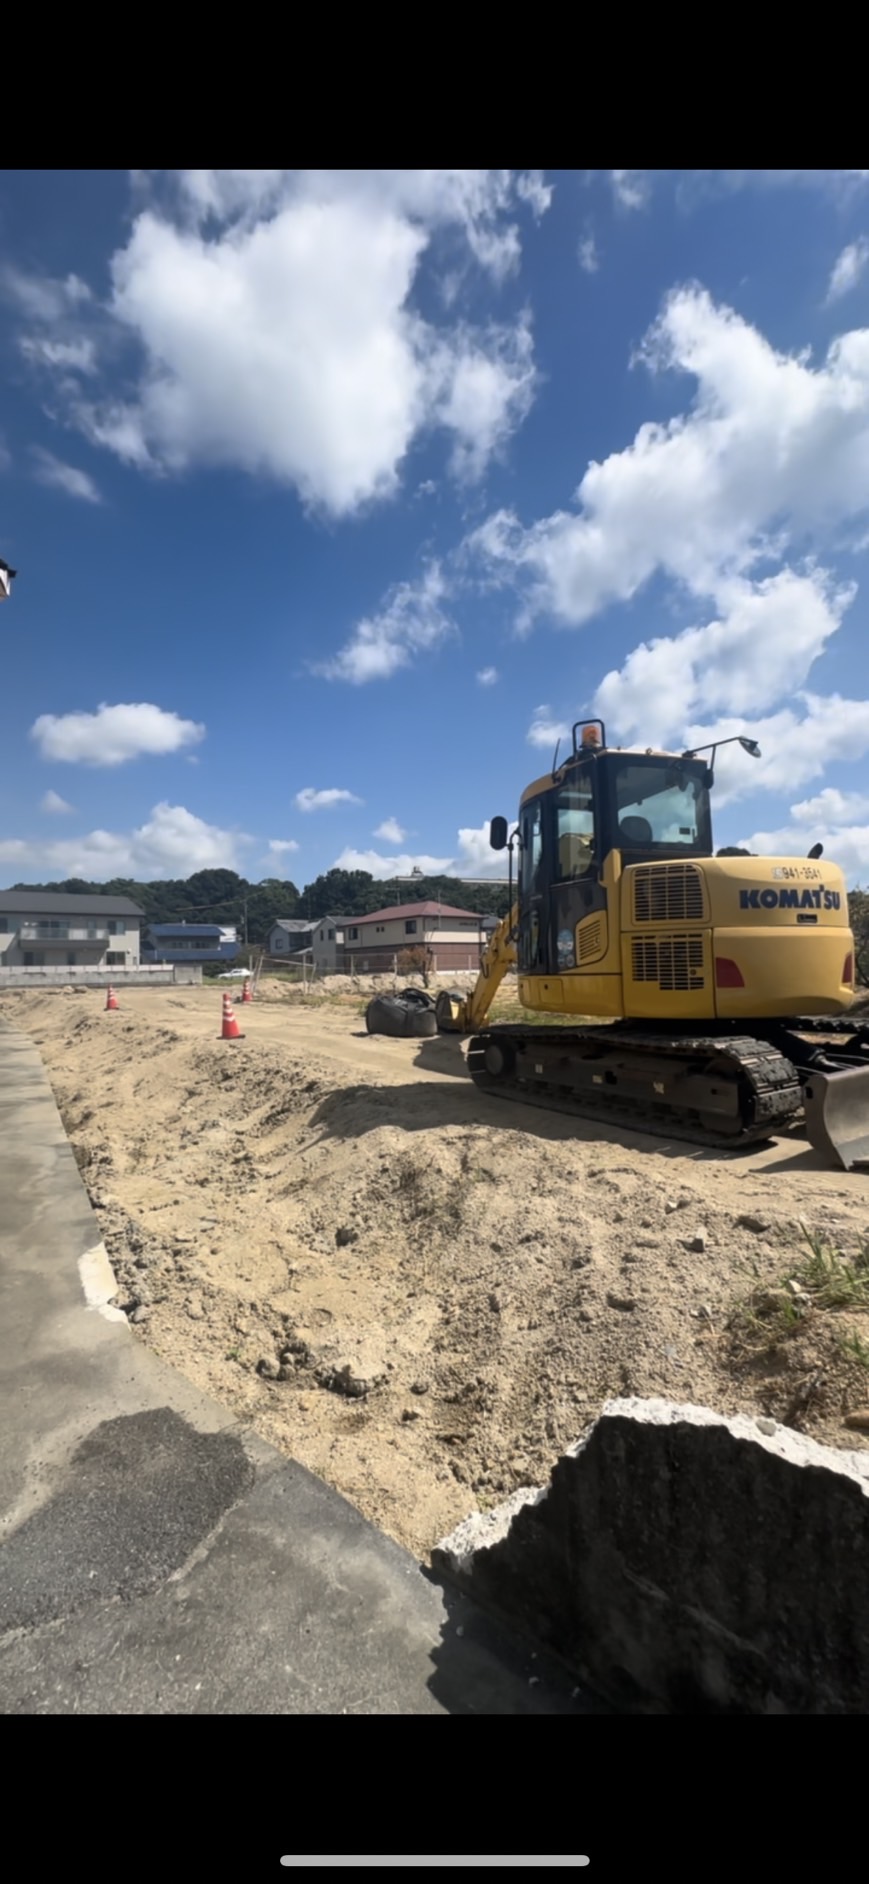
[433,721,869,1170]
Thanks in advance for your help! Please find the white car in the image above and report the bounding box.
[217,968,250,979]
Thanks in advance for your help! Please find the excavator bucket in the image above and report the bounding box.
[434,989,467,1033]
[802,1065,869,1171]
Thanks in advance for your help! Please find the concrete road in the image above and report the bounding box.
[0,1023,599,1715]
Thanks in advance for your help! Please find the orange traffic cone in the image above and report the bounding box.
[105,984,119,1011]
[241,977,252,1004]
[218,992,244,1040]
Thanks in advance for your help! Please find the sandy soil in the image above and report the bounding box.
[4,982,869,1557]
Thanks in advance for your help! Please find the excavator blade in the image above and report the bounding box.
[802,1065,869,1171]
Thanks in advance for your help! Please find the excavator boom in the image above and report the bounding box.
[434,905,517,1035]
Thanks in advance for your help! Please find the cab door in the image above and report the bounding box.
[550,770,608,971]
[517,797,546,973]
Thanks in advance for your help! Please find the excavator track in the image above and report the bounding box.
[465,1026,803,1152]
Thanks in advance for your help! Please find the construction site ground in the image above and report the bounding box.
[5,979,869,1558]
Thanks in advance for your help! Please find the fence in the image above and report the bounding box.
[0,963,203,990]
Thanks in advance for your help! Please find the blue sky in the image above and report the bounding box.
[3,167,869,886]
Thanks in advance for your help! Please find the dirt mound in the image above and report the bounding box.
[260,968,485,1003]
[5,984,869,1555]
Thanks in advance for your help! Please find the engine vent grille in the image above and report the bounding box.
[631,933,705,992]
[578,917,604,962]
[632,864,705,924]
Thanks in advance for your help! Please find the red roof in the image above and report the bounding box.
[351,900,483,926]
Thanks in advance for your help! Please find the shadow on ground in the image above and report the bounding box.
[423,1574,607,1715]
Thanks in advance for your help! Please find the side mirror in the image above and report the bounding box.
[489,816,508,851]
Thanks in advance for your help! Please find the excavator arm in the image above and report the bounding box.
[434,905,518,1034]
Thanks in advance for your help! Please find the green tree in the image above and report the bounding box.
[246,878,299,944]
[2,863,510,939]
[298,869,382,920]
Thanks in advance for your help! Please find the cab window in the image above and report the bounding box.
[556,779,595,879]
[613,762,709,852]
[520,801,543,898]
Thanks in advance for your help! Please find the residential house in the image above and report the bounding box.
[268,918,316,958]
[0,890,143,969]
[142,922,241,966]
[342,901,484,973]
[311,914,350,975]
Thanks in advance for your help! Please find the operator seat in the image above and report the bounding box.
[619,816,653,847]
[559,832,593,879]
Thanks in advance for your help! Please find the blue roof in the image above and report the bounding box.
[148,922,227,937]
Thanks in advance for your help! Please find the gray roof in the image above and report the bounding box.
[0,890,144,917]
[271,917,315,934]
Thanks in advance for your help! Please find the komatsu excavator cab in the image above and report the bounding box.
[512,721,715,985]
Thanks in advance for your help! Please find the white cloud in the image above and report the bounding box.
[826,238,869,304]
[595,567,854,750]
[319,561,455,683]
[790,787,869,825]
[268,837,300,853]
[455,824,512,878]
[0,802,240,882]
[738,800,869,886]
[610,171,650,211]
[30,702,205,766]
[516,171,553,218]
[31,448,101,504]
[20,336,97,374]
[40,790,74,814]
[476,666,499,685]
[469,286,869,631]
[1,267,91,323]
[432,315,537,481]
[527,704,570,749]
[23,172,545,517]
[333,846,452,880]
[374,817,407,843]
[332,819,511,880]
[687,694,869,807]
[466,286,869,829]
[172,169,550,274]
[578,229,599,273]
[295,786,362,813]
